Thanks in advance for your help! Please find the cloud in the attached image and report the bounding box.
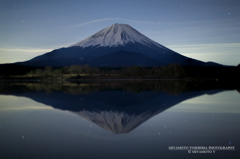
[69,17,240,30]
[0,106,53,111]
[68,18,225,29]
[0,43,76,64]
[0,48,52,53]
[167,43,240,65]
[0,96,53,111]
[168,43,240,50]
[67,18,159,30]
[69,18,118,28]
[0,47,53,64]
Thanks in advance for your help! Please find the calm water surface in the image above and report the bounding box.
[0,81,239,159]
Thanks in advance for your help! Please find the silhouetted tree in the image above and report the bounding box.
[62,66,70,74]
[35,69,43,76]
[43,66,53,76]
[26,70,35,76]
[83,65,90,73]
[68,65,83,74]
[53,69,63,76]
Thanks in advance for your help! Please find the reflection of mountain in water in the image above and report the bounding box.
[0,81,238,134]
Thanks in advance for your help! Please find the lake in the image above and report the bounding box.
[0,80,239,159]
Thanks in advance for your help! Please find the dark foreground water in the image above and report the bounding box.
[0,81,239,159]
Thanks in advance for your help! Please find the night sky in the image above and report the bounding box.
[0,0,240,65]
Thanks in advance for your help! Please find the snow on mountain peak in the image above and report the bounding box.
[70,23,165,49]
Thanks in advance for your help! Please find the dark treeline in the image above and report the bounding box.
[23,64,187,79]
[1,80,239,95]
[1,63,240,80]
[0,64,36,76]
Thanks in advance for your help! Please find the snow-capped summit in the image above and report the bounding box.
[70,23,165,49]
[19,23,223,67]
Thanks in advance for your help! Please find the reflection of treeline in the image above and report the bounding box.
[1,80,239,95]
[25,64,187,79]
[0,81,187,94]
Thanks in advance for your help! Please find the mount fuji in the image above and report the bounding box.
[18,23,222,67]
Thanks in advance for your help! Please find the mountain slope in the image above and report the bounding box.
[70,23,167,49]
[90,50,160,67]
[17,23,222,67]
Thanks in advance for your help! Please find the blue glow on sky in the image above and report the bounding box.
[0,0,239,65]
